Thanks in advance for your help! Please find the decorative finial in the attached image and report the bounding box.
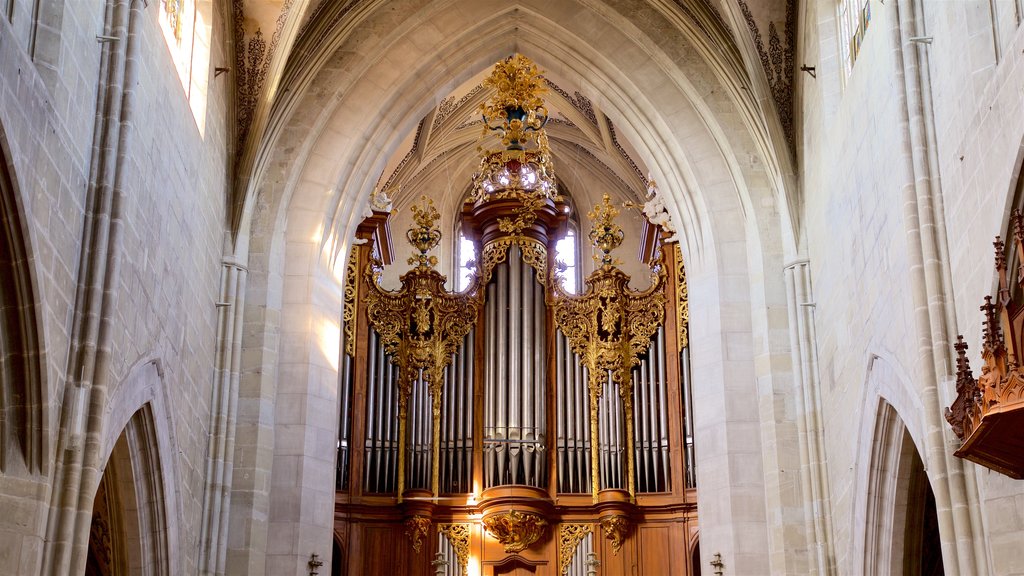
[954,335,974,393]
[406,196,441,269]
[1014,208,1024,245]
[994,236,1006,271]
[588,194,624,266]
[480,54,549,149]
[981,295,1004,353]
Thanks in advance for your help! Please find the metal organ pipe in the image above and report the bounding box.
[522,254,533,486]
[438,331,474,493]
[483,246,547,488]
[509,249,522,483]
[682,346,696,488]
[364,329,402,494]
[485,282,497,487]
[656,325,670,491]
[337,349,353,489]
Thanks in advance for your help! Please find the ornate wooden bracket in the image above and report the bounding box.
[550,194,667,501]
[363,197,484,500]
[482,510,548,553]
[600,514,631,556]
[405,515,432,554]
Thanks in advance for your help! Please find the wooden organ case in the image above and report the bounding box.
[334,55,699,576]
[946,209,1024,478]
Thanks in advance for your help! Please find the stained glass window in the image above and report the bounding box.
[838,0,872,78]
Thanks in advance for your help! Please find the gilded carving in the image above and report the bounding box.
[363,197,483,499]
[558,523,592,575]
[482,510,548,554]
[674,244,689,351]
[438,524,472,576]
[551,196,666,501]
[479,55,549,149]
[342,250,358,357]
[480,235,548,285]
[405,516,432,554]
[600,515,630,556]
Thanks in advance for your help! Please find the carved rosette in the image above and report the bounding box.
[558,523,592,575]
[405,516,432,554]
[600,515,631,556]
[482,510,548,553]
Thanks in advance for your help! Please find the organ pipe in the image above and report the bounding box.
[337,56,699,573]
[484,246,548,488]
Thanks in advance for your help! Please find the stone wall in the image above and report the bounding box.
[0,1,231,572]
[799,0,1024,573]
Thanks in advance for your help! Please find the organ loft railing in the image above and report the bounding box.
[334,54,698,575]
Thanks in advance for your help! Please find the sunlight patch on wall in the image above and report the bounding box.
[317,317,340,372]
[158,0,212,135]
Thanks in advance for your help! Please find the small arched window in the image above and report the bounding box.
[554,224,579,294]
[455,226,477,292]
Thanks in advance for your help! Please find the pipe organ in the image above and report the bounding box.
[334,55,699,576]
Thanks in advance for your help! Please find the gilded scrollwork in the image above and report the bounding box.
[438,523,472,576]
[363,197,483,500]
[600,515,631,556]
[674,243,689,351]
[482,510,548,554]
[479,235,548,285]
[342,250,358,358]
[405,516,432,554]
[550,196,666,501]
[558,523,592,575]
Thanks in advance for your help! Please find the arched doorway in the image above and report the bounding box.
[862,400,945,575]
[86,404,171,575]
[0,124,44,474]
[903,450,944,575]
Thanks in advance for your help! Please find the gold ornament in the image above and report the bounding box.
[406,196,442,269]
[479,235,549,286]
[497,194,545,236]
[479,54,549,149]
[482,510,548,554]
[558,524,592,575]
[343,250,359,358]
[364,205,484,501]
[588,194,624,266]
[405,516,432,554]
[438,524,472,576]
[550,198,667,501]
[600,515,631,556]
[674,244,689,351]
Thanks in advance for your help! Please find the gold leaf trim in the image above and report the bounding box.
[438,523,472,576]
[558,523,592,575]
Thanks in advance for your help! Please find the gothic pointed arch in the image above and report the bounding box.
[0,123,45,474]
[90,359,180,576]
[89,402,174,576]
[860,399,944,576]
